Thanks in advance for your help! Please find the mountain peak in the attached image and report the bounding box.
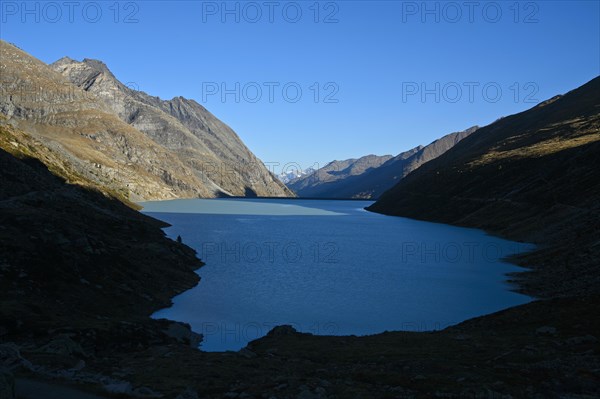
[51,56,116,80]
[54,56,76,64]
[81,58,114,75]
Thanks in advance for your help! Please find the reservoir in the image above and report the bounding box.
[143,198,533,352]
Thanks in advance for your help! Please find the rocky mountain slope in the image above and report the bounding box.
[0,121,205,396]
[2,128,597,398]
[2,68,599,397]
[0,121,204,320]
[0,40,291,200]
[288,154,394,197]
[289,127,477,198]
[369,76,600,298]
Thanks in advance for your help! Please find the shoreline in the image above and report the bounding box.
[3,182,598,398]
[3,133,598,398]
[147,198,536,353]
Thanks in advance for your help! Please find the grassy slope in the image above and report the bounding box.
[0,118,135,207]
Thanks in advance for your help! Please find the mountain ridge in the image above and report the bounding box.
[2,41,599,397]
[50,53,292,198]
[0,40,291,201]
[289,126,478,199]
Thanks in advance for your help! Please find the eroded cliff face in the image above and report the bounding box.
[0,40,292,200]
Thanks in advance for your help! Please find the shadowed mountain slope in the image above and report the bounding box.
[369,76,600,298]
[1,58,600,399]
[0,121,204,359]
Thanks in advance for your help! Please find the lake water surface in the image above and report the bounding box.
[142,198,533,352]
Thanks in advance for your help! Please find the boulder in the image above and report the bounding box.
[535,326,557,336]
[565,335,598,345]
[38,335,87,357]
[238,348,257,359]
[164,322,203,348]
[132,386,162,398]
[267,325,298,337]
[104,381,133,395]
[0,343,31,371]
[175,387,199,399]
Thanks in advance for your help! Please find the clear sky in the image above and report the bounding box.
[1,1,598,172]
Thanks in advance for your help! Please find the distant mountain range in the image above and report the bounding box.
[277,167,316,184]
[287,154,394,197]
[288,127,478,199]
[0,40,292,201]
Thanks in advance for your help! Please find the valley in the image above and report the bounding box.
[0,33,599,399]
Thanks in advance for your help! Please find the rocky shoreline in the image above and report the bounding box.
[2,161,598,398]
[4,296,599,398]
[1,159,599,397]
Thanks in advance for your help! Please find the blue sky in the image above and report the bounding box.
[1,1,598,171]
